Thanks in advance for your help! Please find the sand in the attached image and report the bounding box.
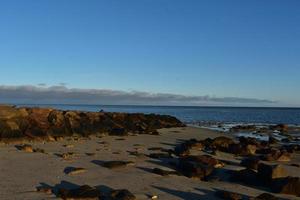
[0,127,299,200]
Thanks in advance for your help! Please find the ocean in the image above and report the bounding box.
[16,104,300,125]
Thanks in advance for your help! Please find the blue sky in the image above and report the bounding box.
[0,0,299,106]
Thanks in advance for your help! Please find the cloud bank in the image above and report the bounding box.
[0,85,276,106]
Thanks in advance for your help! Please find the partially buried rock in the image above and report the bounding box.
[180,155,224,169]
[59,152,75,160]
[101,161,134,169]
[250,193,279,200]
[271,177,300,197]
[65,167,87,175]
[215,190,243,200]
[152,168,181,176]
[36,186,52,195]
[16,144,34,152]
[148,153,172,159]
[58,185,101,200]
[109,189,136,200]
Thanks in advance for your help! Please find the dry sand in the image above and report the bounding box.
[0,127,299,200]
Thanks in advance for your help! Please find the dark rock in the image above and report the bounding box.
[270,124,289,133]
[240,157,260,170]
[0,106,185,140]
[231,169,259,186]
[257,163,287,183]
[269,137,279,144]
[174,139,204,156]
[148,153,172,159]
[182,155,224,168]
[177,157,215,180]
[109,189,136,200]
[271,177,300,196]
[58,185,101,200]
[215,190,243,200]
[260,149,291,162]
[251,193,279,200]
[101,161,134,169]
[211,136,235,151]
[152,168,181,176]
[228,143,256,156]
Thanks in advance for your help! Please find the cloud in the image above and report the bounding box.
[0,84,276,106]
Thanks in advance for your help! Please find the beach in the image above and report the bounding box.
[1,126,299,200]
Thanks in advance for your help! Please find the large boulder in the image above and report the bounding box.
[231,169,259,186]
[271,177,300,197]
[257,163,288,183]
[211,136,235,151]
[177,158,215,180]
[240,157,261,170]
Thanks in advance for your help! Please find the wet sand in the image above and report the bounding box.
[0,127,299,200]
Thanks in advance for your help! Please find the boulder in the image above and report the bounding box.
[211,136,235,151]
[271,177,300,197]
[58,185,101,200]
[182,155,224,168]
[177,158,215,180]
[240,157,260,170]
[109,189,136,200]
[228,143,256,156]
[231,169,259,186]
[257,163,287,183]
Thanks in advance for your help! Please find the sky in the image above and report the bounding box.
[0,0,299,107]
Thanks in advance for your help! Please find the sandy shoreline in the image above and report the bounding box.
[0,127,299,200]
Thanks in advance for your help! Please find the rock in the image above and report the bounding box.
[109,189,136,200]
[86,153,96,156]
[240,157,260,170]
[177,158,215,180]
[251,193,279,200]
[0,106,185,140]
[36,186,52,195]
[64,144,74,148]
[228,143,256,156]
[58,185,101,200]
[215,190,243,200]
[270,124,289,133]
[257,163,288,182]
[58,152,75,160]
[16,144,34,152]
[152,168,181,176]
[174,139,204,156]
[148,153,172,159]
[276,151,291,162]
[65,167,87,175]
[271,177,300,196]
[182,155,224,168]
[261,149,291,162]
[231,169,259,186]
[211,136,235,151]
[33,148,46,154]
[101,161,134,169]
[269,137,279,144]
